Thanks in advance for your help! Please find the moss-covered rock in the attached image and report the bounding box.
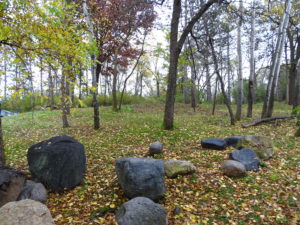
[164,160,196,178]
[236,135,275,160]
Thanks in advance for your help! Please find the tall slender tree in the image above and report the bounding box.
[262,0,292,118]
[163,0,222,130]
[235,0,243,121]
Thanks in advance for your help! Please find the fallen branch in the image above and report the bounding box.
[242,115,296,128]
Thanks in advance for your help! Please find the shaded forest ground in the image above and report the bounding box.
[3,103,299,225]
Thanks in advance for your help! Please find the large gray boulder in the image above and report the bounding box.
[116,197,167,225]
[0,199,54,225]
[229,148,260,171]
[17,180,47,203]
[149,141,163,156]
[220,160,246,177]
[201,138,227,150]
[236,135,275,160]
[115,158,165,201]
[0,166,26,207]
[27,135,86,192]
[164,160,196,178]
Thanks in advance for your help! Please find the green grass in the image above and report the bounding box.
[2,102,299,225]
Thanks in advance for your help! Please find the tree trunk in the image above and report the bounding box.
[247,1,255,118]
[227,30,231,104]
[4,59,7,100]
[208,35,235,125]
[205,61,212,102]
[112,54,118,112]
[83,0,100,129]
[163,0,221,130]
[48,67,55,110]
[287,31,300,105]
[236,0,243,121]
[212,78,218,115]
[61,71,70,128]
[293,61,300,108]
[163,0,181,130]
[0,105,5,166]
[262,0,291,118]
[40,58,43,96]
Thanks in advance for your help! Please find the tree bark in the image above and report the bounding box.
[247,1,255,118]
[83,0,100,129]
[262,0,291,118]
[227,29,231,104]
[163,0,221,130]
[236,0,243,121]
[287,30,300,105]
[242,115,296,128]
[208,36,235,125]
[40,57,43,96]
[48,67,55,110]
[61,71,70,128]
[0,105,5,166]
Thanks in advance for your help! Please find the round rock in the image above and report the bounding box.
[220,160,246,177]
[17,180,47,203]
[149,141,163,156]
[116,197,167,225]
[115,158,165,201]
[0,199,54,225]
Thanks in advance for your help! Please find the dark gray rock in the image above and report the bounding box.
[220,160,246,177]
[17,180,47,203]
[0,166,26,207]
[27,135,86,192]
[115,158,165,201]
[201,138,227,150]
[229,148,260,171]
[116,197,167,225]
[224,136,244,148]
[149,141,163,156]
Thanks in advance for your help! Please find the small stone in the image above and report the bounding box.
[201,138,227,150]
[17,180,47,203]
[164,160,196,178]
[116,197,167,225]
[149,141,163,156]
[221,160,247,177]
[172,206,182,216]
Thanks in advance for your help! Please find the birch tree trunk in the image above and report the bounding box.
[247,1,255,118]
[227,30,231,104]
[83,0,100,129]
[236,0,243,121]
[262,0,292,118]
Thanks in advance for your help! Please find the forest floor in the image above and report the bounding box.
[3,103,300,225]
